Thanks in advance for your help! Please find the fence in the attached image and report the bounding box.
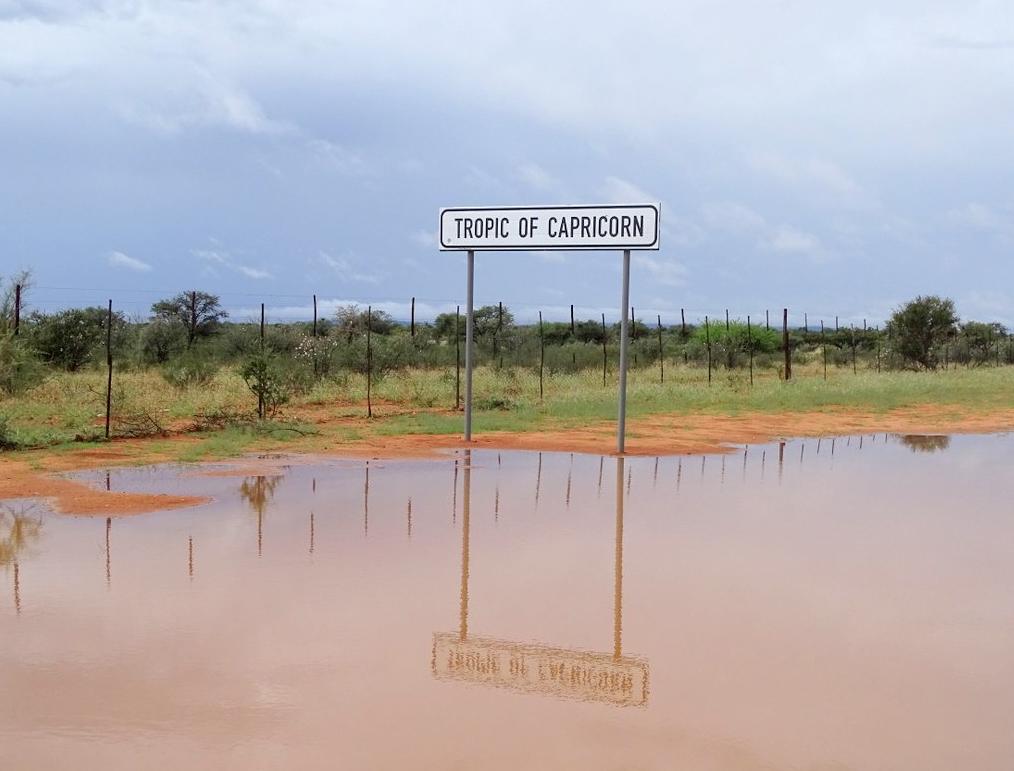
[5,283,1013,440]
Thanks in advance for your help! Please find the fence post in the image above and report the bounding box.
[13,283,21,336]
[455,305,461,410]
[258,303,265,418]
[804,312,808,332]
[601,312,607,387]
[681,307,688,364]
[657,314,664,384]
[705,315,712,385]
[538,310,545,401]
[765,309,769,330]
[747,314,754,386]
[190,290,198,348]
[105,299,113,439]
[725,309,729,332]
[367,306,373,418]
[410,296,415,337]
[782,308,791,381]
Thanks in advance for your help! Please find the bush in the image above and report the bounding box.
[0,335,45,395]
[161,352,220,389]
[241,353,290,418]
[886,296,958,370]
[27,307,128,371]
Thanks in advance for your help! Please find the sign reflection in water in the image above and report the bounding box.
[432,453,650,707]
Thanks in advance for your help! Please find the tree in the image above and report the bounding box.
[27,307,126,371]
[151,291,227,348]
[334,304,395,342]
[886,296,958,369]
[958,321,1006,365]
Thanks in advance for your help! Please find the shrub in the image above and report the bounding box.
[886,296,958,370]
[0,335,45,395]
[27,307,128,371]
[241,353,290,418]
[161,352,220,389]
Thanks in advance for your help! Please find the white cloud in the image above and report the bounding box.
[318,251,382,283]
[107,250,151,272]
[194,248,272,280]
[307,139,367,175]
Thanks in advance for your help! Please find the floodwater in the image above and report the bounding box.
[3,434,1014,770]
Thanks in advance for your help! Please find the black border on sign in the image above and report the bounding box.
[438,203,661,251]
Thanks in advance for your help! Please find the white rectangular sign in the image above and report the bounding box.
[439,203,660,251]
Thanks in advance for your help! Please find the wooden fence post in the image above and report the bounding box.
[782,308,791,381]
[367,306,373,418]
[705,315,712,385]
[105,299,113,439]
[410,296,415,337]
[538,310,545,400]
[681,307,688,364]
[313,294,318,337]
[657,314,664,384]
[747,314,754,386]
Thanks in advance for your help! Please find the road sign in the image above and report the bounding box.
[439,203,660,251]
[440,202,661,452]
[432,633,649,707]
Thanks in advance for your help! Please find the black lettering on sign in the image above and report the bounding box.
[609,216,619,237]
[547,216,558,237]
[519,217,529,237]
[455,217,464,238]
[530,216,540,236]
[463,219,474,238]
[621,215,631,238]
[598,216,609,236]
[633,215,644,238]
[580,216,591,238]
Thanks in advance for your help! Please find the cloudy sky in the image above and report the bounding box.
[2,0,1013,325]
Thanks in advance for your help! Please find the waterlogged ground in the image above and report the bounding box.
[2,435,1014,770]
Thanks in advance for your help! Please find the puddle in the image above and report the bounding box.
[3,434,1014,769]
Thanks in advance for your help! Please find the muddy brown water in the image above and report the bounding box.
[2,434,1014,770]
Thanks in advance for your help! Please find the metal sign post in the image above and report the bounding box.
[440,203,660,453]
[617,250,631,453]
[464,250,475,441]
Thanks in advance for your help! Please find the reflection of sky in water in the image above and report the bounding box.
[2,433,1014,770]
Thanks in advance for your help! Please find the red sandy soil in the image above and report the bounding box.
[2,405,1013,516]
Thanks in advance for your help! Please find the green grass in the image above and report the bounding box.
[2,359,1014,451]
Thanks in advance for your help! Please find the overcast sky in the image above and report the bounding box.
[2,0,1013,325]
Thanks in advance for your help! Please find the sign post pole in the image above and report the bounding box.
[464,249,475,441]
[617,249,631,454]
